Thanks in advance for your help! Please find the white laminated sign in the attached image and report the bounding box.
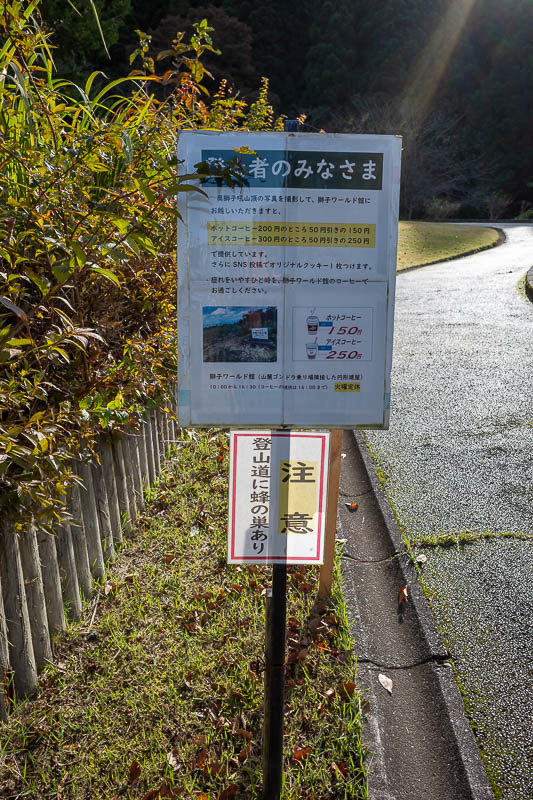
[228,430,330,564]
[177,131,401,428]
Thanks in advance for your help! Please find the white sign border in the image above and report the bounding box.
[177,131,401,430]
[227,429,330,564]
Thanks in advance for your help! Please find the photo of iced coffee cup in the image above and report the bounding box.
[306,342,318,359]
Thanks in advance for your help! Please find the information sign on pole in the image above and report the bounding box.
[177,131,401,429]
[228,430,330,564]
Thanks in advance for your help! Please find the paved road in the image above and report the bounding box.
[365,224,533,800]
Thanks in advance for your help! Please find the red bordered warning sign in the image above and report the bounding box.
[228,430,330,564]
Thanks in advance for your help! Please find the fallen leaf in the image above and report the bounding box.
[218,785,238,800]
[338,681,357,700]
[0,295,27,320]
[56,773,68,799]
[292,746,311,761]
[3,668,15,711]
[359,697,371,715]
[203,762,223,777]
[236,728,253,740]
[194,592,213,601]
[332,761,346,780]
[378,673,393,694]
[415,553,427,564]
[345,502,359,512]
[194,749,209,768]
[238,744,252,762]
[142,783,182,800]
[128,760,141,784]
[165,553,176,563]
[308,616,322,635]
[397,584,409,606]
[104,582,113,595]
[167,748,180,769]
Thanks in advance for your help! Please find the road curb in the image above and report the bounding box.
[351,430,494,800]
[525,265,533,302]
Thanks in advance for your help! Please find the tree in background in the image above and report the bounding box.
[302,0,356,115]
[218,0,309,112]
[444,0,533,213]
[127,0,190,36]
[148,4,257,98]
[335,96,493,219]
[35,0,533,217]
[40,0,132,83]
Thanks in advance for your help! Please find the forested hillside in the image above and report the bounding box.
[33,0,533,217]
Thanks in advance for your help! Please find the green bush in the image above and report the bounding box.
[0,1,281,525]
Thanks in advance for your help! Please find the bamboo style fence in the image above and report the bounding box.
[0,398,179,719]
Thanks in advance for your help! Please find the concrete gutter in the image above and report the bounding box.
[338,430,494,800]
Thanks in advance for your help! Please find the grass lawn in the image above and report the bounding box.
[0,431,368,800]
[397,222,501,271]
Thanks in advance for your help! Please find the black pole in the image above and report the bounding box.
[263,565,287,799]
[262,119,299,800]
[284,119,299,132]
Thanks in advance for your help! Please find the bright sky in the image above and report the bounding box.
[202,306,272,328]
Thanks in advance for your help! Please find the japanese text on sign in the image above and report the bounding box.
[177,131,401,428]
[202,150,383,190]
[208,222,376,248]
[228,430,329,564]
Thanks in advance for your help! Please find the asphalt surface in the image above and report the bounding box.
[338,431,493,800]
[364,224,533,800]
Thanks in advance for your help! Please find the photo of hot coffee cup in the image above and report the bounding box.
[306,314,319,333]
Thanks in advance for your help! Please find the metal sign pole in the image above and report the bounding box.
[262,119,300,800]
[263,564,287,799]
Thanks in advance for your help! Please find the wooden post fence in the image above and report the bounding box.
[0,399,176,706]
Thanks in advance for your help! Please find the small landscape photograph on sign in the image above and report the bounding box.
[202,306,278,362]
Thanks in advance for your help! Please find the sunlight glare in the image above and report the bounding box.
[399,0,477,126]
